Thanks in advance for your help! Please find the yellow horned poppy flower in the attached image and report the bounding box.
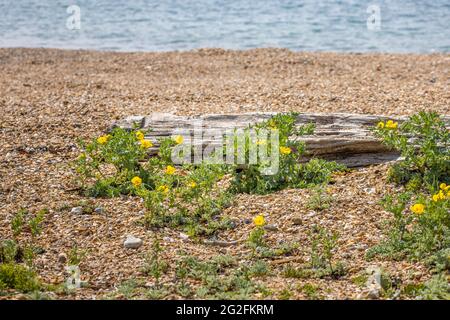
[140,139,153,149]
[253,215,266,226]
[165,165,176,175]
[432,191,446,202]
[385,120,398,129]
[188,181,197,188]
[377,121,385,129]
[97,135,110,145]
[173,135,184,145]
[440,183,447,190]
[131,176,142,187]
[135,131,145,141]
[157,185,169,194]
[410,203,425,214]
[279,146,292,155]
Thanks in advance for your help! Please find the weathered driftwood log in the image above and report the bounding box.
[112,112,450,168]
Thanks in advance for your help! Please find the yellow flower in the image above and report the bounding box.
[173,135,184,145]
[165,165,176,175]
[410,203,425,214]
[157,185,169,194]
[131,176,142,187]
[279,146,292,155]
[432,191,446,202]
[135,131,145,141]
[440,183,447,190]
[253,215,266,226]
[188,181,197,188]
[377,121,385,129]
[385,120,398,129]
[140,139,153,149]
[97,135,110,145]
[256,139,267,145]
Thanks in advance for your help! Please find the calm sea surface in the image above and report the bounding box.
[0,0,449,52]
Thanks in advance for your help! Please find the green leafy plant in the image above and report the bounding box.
[415,274,450,300]
[74,127,155,197]
[0,209,50,295]
[298,283,323,299]
[310,227,341,275]
[28,209,47,239]
[283,227,345,279]
[0,240,20,264]
[0,263,41,293]
[306,185,333,210]
[68,245,87,266]
[143,238,169,288]
[368,184,450,268]
[230,113,344,194]
[248,215,266,250]
[11,209,26,238]
[373,111,450,191]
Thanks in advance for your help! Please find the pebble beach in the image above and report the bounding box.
[0,47,449,299]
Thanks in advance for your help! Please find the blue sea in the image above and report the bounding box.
[0,0,449,53]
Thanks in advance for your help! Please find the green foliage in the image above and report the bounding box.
[68,245,87,266]
[11,208,47,239]
[351,274,369,287]
[230,113,344,194]
[283,227,345,279]
[374,111,450,191]
[415,274,450,300]
[28,209,47,239]
[0,240,20,264]
[296,159,345,188]
[368,113,450,286]
[282,265,313,279]
[248,260,270,277]
[11,209,26,238]
[140,163,232,237]
[74,127,155,197]
[277,287,293,300]
[171,253,267,299]
[74,115,344,242]
[0,263,41,293]
[257,242,299,259]
[248,227,266,249]
[298,283,323,299]
[143,238,169,287]
[310,227,339,273]
[0,209,49,295]
[306,185,333,210]
[368,187,450,269]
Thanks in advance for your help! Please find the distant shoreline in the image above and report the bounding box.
[1,46,449,56]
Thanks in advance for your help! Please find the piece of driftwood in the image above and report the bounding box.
[112,112,449,167]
